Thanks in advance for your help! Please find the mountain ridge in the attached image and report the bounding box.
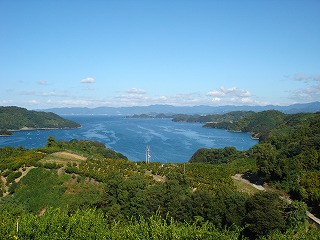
[39,101,320,115]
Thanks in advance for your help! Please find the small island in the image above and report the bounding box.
[0,106,80,136]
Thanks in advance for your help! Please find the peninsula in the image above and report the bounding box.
[0,106,80,135]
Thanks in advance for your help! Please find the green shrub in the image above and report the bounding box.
[6,171,22,185]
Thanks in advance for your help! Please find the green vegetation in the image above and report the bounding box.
[1,109,320,239]
[172,111,255,123]
[189,146,240,164]
[249,113,320,212]
[0,106,80,132]
[130,111,255,124]
[43,137,128,160]
[191,111,320,216]
[1,207,244,240]
[203,110,286,139]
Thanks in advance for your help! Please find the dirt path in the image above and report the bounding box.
[1,166,36,198]
[15,166,36,183]
[0,175,8,196]
[232,174,265,191]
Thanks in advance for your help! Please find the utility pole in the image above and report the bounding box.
[146,145,151,164]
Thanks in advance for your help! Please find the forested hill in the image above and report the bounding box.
[190,111,320,224]
[0,106,80,131]
[172,111,255,123]
[1,137,319,239]
[203,110,316,140]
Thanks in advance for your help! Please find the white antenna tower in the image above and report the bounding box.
[146,145,151,164]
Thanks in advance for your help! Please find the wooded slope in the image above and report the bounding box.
[0,106,80,130]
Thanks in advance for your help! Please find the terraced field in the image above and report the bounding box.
[41,151,87,165]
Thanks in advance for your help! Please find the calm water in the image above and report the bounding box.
[0,116,258,163]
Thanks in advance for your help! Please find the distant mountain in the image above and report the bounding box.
[0,106,80,131]
[40,102,320,115]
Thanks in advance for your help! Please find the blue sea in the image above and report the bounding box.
[0,116,258,163]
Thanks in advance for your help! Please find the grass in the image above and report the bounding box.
[41,151,87,165]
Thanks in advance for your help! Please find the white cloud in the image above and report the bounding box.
[207,86,252,98]
[20,90,36,95]
[239,90,252,97]
[8,84,270,108]
[290,83,320,102]
[144,91,263,107]
[60,99,94,106]
[112,89,165,106]
[40,91,68,97]
[37,80,48,85]
[207,90,226,97]
[19,90,68,97]
[286,72,320,102]
[286,73,320,82]
[0,100,13,105]
[126,88,146,94]
[205,86,266,105]
[80,77,96,83]
[241,97,256,103]
[212,97,221,102]
[27,100,39,105]
[36,99,95,107]
[113,88,149,105]
[155,96,167,101]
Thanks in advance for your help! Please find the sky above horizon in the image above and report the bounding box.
[1,1,320,109]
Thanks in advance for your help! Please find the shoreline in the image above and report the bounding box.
[0,126,81,137]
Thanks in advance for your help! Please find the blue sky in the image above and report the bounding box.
[1,1,320,109]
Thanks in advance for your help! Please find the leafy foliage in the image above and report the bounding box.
[189,146,240,164]
[248,113,320,209]
[244,192,285,238]
[0,146,43,171]
[0,207,244,240]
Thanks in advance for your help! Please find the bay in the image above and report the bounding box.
[0,116,258,163]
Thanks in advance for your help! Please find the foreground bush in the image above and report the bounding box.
[2,208,241,240]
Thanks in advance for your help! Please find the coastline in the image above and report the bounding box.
[0,130,13,137]
[0,126,81,137]
[203,126,260,141]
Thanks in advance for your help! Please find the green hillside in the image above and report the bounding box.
[172,111,255,123]
[204,110,302,140]
[0,106,80,131]
[192,111,320,221]
[1,111,320,239]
